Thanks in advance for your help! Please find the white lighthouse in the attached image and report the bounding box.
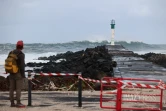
[110,20,115,45]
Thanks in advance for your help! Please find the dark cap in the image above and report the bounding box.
[17,40,23,46]
[16,40,24,49]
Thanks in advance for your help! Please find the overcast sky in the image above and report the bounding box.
[0,0,165,44]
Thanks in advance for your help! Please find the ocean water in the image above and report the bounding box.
[1,41,166,79]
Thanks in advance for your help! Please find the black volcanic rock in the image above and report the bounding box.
[140,52,166,68]
[26,45,115,80]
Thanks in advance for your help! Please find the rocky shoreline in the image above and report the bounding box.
[0,45,166,91]
[139,52,166,68]
[27,45,117,79]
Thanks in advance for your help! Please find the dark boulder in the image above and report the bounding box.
[140,52,166,68]
[26,45,115,80]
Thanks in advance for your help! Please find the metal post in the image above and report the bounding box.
[100,78,103,108]
[160,89,163,110]
[78,76,82,107]
[116,80,122,111]
[28,72,32,106]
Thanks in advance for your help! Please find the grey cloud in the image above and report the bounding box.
[0,0,166,44]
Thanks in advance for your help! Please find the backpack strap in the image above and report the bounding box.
[12,50,21,56]
[8,50,21,61]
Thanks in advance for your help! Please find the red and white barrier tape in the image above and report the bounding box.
[78,76,165,90]
[158,80,166,88]
[119,81,165,89]
[78,76,127,93]
[31,73,81,76]
[78,76,117,84]
[2,72,81,76]
[78,76,100,83]
[3,72,165,89]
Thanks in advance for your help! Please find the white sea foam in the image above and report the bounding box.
[24,52,57,63]
[0,52,58,65]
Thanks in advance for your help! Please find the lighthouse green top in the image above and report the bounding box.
[111,20,115,29]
